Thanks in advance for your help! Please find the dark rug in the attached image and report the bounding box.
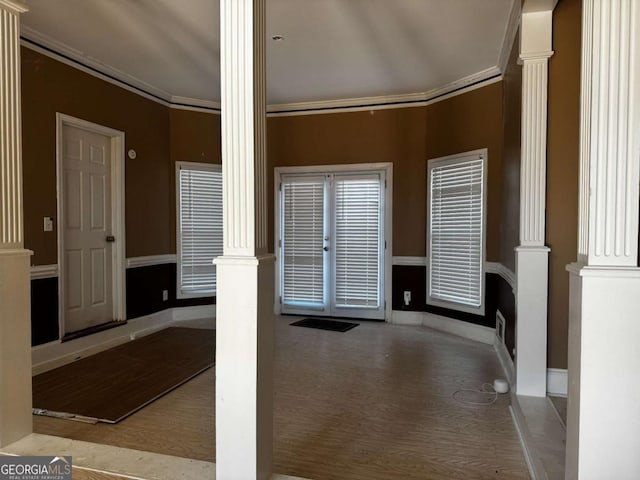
[33,327,215,423]
[291,317,359,332]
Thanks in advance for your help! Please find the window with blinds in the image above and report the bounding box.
[177,163,223,298]
[427,152,485,312]
[334,176,381,308]
[281,178,325,308]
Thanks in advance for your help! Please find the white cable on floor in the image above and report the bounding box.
[452,382,499,406]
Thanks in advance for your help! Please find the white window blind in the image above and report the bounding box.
[428,155,484,309]
[177,164,222,297]
[282,178,325,307]
[334,176,381,308]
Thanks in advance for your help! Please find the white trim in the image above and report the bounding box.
[485,261,517,292]
[169,103,221,115]
[19,28,503,119]
[31,305,216,375]
[0,434,310,480]
[30,264,58,280]
[173,304,215,322]
[126,254,177,269]
[509,400,543,480]
[392,256,427,266]
[498,0,521,74]
[547,368,568,397]
[390,310,495,345]
[170,96,220,111]
[21,27,171,104]
[267,74,502,117]
[566,262,640,279]
[274,163,393,321]
[0,0,28,14]
[56,113,127,339]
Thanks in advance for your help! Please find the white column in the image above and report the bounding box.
[0,0,32,446]
[216,0,274,479]
[566,1,640,478]
[515,5,554,397]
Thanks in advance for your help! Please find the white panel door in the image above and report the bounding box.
[62,125,113,334]
[280,172,385,320]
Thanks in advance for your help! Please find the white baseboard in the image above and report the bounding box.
[547,368,568,397]
[390,310,495,345]
[494,336,515,387]
[32,305,216,375]
[173,304,215,322]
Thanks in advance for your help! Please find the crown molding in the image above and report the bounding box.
[170,96,220,113]
[266,66,502,116]
[20,29,173,107]
[498,0,521,74]
[0,0,28,14]
[19,26,503,117]
[267,67,502,117]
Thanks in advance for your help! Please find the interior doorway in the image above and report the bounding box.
[56,114,126,336]
[275,164,392,321]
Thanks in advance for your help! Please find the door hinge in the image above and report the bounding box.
[385,240,387,249]
[278,239,282,248]
[279,296,282,304]
[385,179,387,189]
[279,182,282,192]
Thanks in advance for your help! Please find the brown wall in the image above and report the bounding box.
[499,32,522,272]
[268,81,504,259]
[22,47,171,263]
[546,0,581,369]
[169,109,221,253]
[424,82,504,262]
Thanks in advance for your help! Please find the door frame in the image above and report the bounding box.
[274,162,393,321]
[55,113,127,337]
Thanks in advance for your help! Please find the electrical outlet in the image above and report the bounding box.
[43,217,54,232]
[403,290,411,306]
[162,290,168,302]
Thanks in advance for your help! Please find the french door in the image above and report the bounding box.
[279,171,385,320]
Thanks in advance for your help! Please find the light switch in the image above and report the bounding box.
[43,217,54,232]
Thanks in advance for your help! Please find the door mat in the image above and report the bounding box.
[290,318,359,332]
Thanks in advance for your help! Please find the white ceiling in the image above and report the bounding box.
[21,0,514,107]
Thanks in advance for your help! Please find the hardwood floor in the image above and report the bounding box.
[35,317,529,479]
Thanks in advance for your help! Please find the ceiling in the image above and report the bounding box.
[20,0,515,108]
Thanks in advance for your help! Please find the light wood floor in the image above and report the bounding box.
[35,317,529,479]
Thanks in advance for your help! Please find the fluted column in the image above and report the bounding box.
[566,1,640,478]
[515,5,554,397]
[0,0,32,446]
[215,0,274,478]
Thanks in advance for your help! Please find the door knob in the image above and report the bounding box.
[106,235,115,243]
[323,246,329,251]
